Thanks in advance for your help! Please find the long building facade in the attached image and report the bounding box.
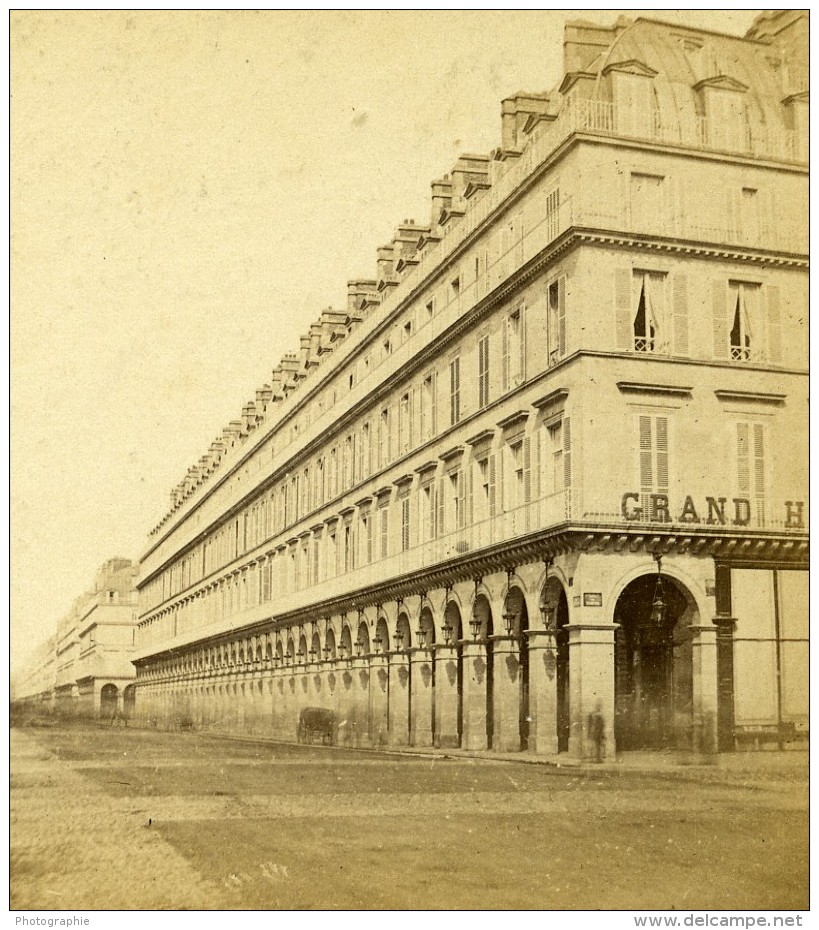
[134,12,808,758]
[15,558,140,719]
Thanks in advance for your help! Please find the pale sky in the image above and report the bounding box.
[10,10,761,674]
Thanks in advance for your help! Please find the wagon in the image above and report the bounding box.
[297,706,337,745]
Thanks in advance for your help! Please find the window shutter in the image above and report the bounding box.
[557,276,567,357]
[489,452,497,517]
[408,388,415,451]
[437,476,446,535]
[466,460,474,527]
[457,470,466,529]
[519,304,527,381]
[712,280,728,358]
[766,285,781,363]
[737,423,750,497]
[639,415,653,512]
[753,423,765,524]
[562,417,572,518]
[672,273,689,356]
[431,371,437,436]
[615,268,633,350]
[655,417,669,493]
[522,436,532,503]
[502,319,510,391]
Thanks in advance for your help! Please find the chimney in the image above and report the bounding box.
[430,176,453,226]
[346,279,379,314]
[241,402,258,433]
[376,245,396,286]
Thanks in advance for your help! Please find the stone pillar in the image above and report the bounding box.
[690,623,719,756]
[434,644,460,748]
[527,630,559,755]
[388,653,411,746]
[410,648,434,747]
[352,658,372,748]
[461,641,489,750]
[369,654,390,748]
[567,622,617,760]
[491,635,522,752]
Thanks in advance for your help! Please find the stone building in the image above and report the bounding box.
[133,12,808,757]
[19,558,140,718]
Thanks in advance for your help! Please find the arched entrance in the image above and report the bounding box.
[542,578,570,752]
[614,569,696,750]
[443,601,463,746]
[123,684,136,719]
[100,683,118,719]
[504,586,530,751]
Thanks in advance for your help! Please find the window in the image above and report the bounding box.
[399,392,411,455]
[380,505,389,559]
[362,513,372,564]
[450,275,461,301]
[729,281,759,361]
[449,356,461,426]
[403,320,413,342]
[547,278,566,365]
[360,422,371,478]
[425,298,435,320]
[737,422,765,526]
[421,483,435,541]
[638,415,669,520]
[509,442,524,509]
[503,305,526,389]
[401,498,410,551]
[383,337,392,357]
[421,372,437,441]
[327,532,337,577]
[547,423,564,495]
[478,335,490,409]
[545,186,561,240]
[379,407,390,467]
[312,537,320,585]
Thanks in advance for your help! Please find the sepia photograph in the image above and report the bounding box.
[10,9,808,915]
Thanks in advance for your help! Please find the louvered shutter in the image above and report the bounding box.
[437,476,445,536]
[466,460,474,528]
[737,423,750,499]
[639,415,653,514]
[489,453,497,517]
[672,273,689,356]
[766,285,781,363]
[430,371,437,436]
[615,268,633,350]
[457,470,466,529]
[523,437,531,532]
[753,423,765,525]
[725,189,739,242]
[519,304,527,381]
[502,319,510,391]
[557,276,567,357]
[712,281,728,358]
[655,417,669,495]
[563,417,572,518]
[408,388,415,451]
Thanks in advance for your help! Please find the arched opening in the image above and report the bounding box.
[396,612,412,742]
[472,594,494,748]
[123,684,136,718]
[356,621,370,658]
[505,586,529,751]
[100,683,118,719]
[340,625,353,663]
[324,628,337,660]
[542,578,571,753]
[614,570,696,751]
[298,632,308,665]
[444,600,463,747]
[419,605,436,743]
[375,616,390,655]
[310,631,321,663]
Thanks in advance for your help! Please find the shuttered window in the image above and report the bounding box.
[478,336,490,408]
[502,304,526,390]
[714,280,763,361]
[638,415,669,518]
[547,277,566,366]
[422,372,437,441]
[737,422,766,526]
[449,356,461,425]
[380,506,389,559]
[401,498,411,551]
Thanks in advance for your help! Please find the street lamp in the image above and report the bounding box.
[416,626,427,649]
[394,629,404,651]
[442,620,453,645]
[650,555,666,628]
[373,633,383,654]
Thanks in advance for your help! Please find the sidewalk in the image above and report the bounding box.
[217,730,809,778]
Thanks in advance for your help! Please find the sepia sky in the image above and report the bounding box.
[10,10,761,672]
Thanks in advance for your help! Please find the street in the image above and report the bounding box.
[10,725,808,910]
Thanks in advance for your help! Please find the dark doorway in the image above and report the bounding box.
[555,591,570,752]
[614,573,695,750]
